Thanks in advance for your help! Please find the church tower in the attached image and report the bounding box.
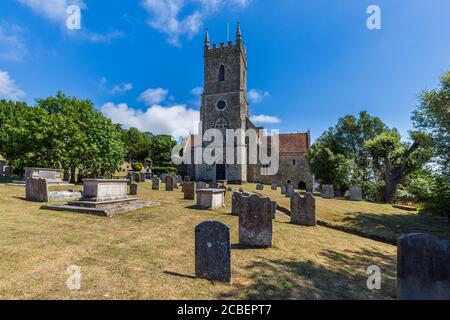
[197,23,248,183]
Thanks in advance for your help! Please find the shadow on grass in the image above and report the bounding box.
[340,211,450,242]
[220,247,397,300]
[163,271,197,280]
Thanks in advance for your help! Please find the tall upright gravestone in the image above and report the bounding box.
[285,183,294,198]
[152,177,160,190]
[25,177,49,202]
[4,166,14,178]
[239,194,273,247]
[291,192,316,226]
[130,182,138,195]
[195,220,231,283]
[321,184,334,198]
[271,183,277,191]
[165,175,174,191]
[398,233,450,300]
[183,182,195,200]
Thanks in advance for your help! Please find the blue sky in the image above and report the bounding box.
[0,0,449,141]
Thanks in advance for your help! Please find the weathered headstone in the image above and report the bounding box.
[285,184,294,198]
[271,201,277,219]
[398,233,450,300]
[291,192,316,226]
[165,175,174,191]
[26,177,49,202]
[0,160,6,176]
[195,221,231,283]
[152,177,160,190]
[306,185,313,193]
[183,182,195,200]
[281,185,286,195]
[271,182,277,191]
[130,182,138,195]
[239,194,273,247]
[4,166,14,178]
[160,173,167,182]
[184,176,191,182]
[349,186,363,201]
[139,172,146,182]
[321,184,334,199]
[209,182,219,189]
[256,184,264,191]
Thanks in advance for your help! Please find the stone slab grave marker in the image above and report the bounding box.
[281,185,286,195]
[232,191,251,216]
[26,177,49,202]
[285,183,294,198]
[4,166,14,178]
[139,173,146,182]
[271,182,277,191]
[165,175,174,191]
[291,192,316,226]
[0,160,6,176]
[130,182,138,195]
[183,182,196,200]
[256,184,264,191]
[321,184,334,198]
[152,177,160,190]
[184,176,191,182]
[239,194,273,247]
[398,233,450,300]
[349,186,362,201]
[196,181,208,190]
[195,220,231,283]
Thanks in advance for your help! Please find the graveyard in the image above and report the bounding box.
[2,179,447,300]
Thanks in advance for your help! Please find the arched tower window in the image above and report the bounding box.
[215,118,228,129]
[219,65,225,81]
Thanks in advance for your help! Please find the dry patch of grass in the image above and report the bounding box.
[0,182,397,299]
[243,183,450,244]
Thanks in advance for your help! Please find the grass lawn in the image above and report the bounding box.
[0,181,399,300]
[243,183,450,244]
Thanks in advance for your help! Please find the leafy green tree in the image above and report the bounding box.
[149,135,176,167]
[119,127,153,163]
[412,71,450,173]
[365,130,433,203]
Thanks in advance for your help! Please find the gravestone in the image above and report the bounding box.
[291,192,316,226]
[195,221,231,283]
[130,183,138,195]
[196,181,208,189]
[139,173,146,182]
[184,176,191,182]
[209,182,219,189]
[4,166,14,178]
[26,177,49,202]
[196,189,225,209]
[281,185,286,195]
[349,186,363,201]
[239,194,273,247]
[0,160,6,176]
[231,191,241,216]
[183,182,196,200]
[256,184,264,191]
[271,183,277,191]
[285,184,294,198]
[165,175,174,191]
[321,184,334,199]
[152,177,160,190]
[271,201,277,219]
[306,185,313,193]
[398,233,450,299]
[133,172,141,183]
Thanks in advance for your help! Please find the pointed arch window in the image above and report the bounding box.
[219,65,225,81]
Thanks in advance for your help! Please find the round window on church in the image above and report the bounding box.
[216,99,227,111]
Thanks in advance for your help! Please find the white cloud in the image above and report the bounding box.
[0,23,27,61]
[250,114,281,124]
[138,87,169,105]
[0,70,26,101]
[101,102,199,137]
[248,89,270,104]
[142,0,251,46]
[190,86,203,96]
[110,83,133,95]
[17,0,86,24]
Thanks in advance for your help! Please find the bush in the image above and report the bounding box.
[131,163,144,172]
[152,167,177,174]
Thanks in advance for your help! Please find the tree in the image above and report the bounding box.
[365,130,433,203]
[148,135,176,167]
[412,70,450,173]
[307,143,357,191]
[120,127,153,163]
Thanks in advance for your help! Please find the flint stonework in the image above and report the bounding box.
[239,194,273,247]
[398,233,450,300]
[195,220,231,283]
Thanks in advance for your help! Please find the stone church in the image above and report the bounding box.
[183,23,313,188]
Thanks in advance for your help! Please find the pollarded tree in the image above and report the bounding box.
[365,130,433,203]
